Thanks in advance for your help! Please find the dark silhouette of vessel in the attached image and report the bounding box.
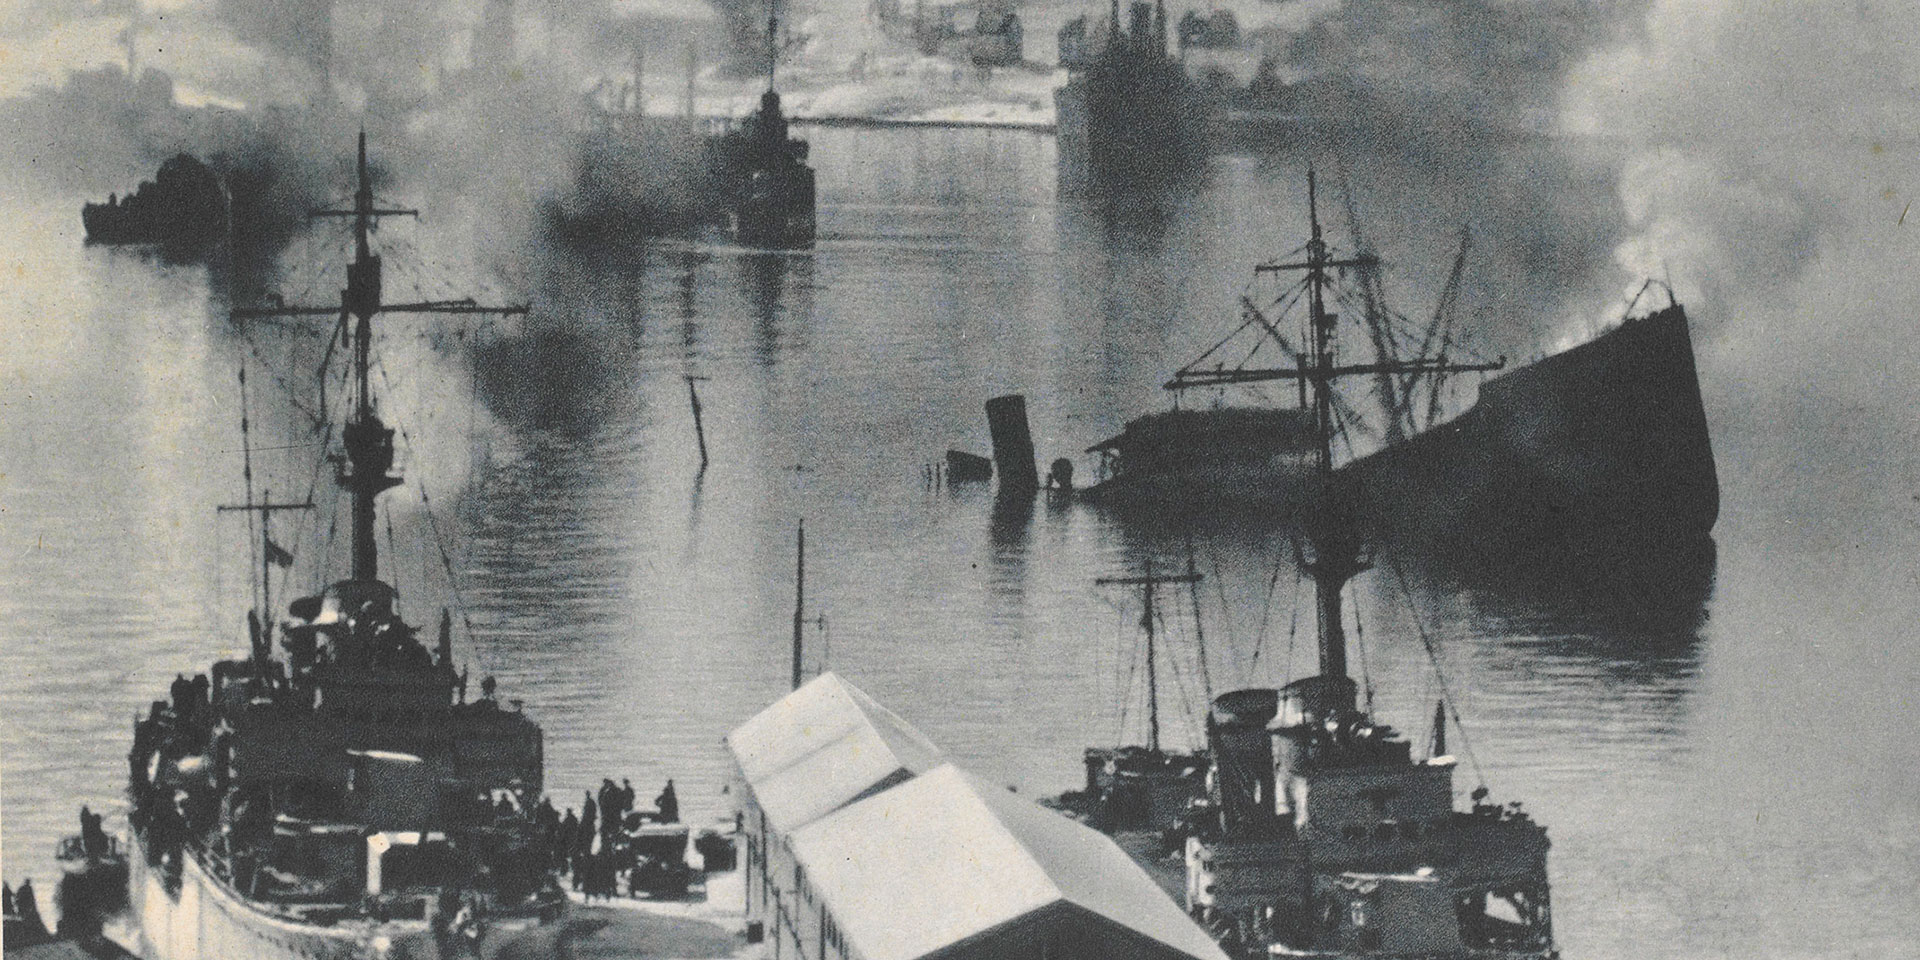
[713,88,817,248]
[125,136,563,960]
[1055,0,1208,200]
[82,153,227,246]
[1083,185,1717,560]
[555,14,815,249]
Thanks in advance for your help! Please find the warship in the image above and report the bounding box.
[556,12,815,249]
[1180,174,1556,959]
[124,135,565,960]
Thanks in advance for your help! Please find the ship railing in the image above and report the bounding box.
[56,834,125,862]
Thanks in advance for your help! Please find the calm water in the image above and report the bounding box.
[4,125,1917,959]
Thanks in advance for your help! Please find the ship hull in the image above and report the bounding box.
[1080,305,1718,563]
[128,835,440,960]
[1341,303,1718,562]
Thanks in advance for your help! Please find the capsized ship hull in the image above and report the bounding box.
[1340,302,1718,559]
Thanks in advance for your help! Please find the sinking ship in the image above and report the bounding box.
[1082,189,1717,562]
[1339,288,1718,563]
[124,135,564,960]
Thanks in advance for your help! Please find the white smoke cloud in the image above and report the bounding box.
[1566,0,1920,399]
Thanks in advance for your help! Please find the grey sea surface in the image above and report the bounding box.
[3,125,1917,959]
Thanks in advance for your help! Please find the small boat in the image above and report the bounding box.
[1051,559,1211,847]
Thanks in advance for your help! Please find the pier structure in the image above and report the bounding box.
[726,673,1228,960]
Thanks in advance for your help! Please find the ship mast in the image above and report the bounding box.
[234,132,529,586]
[1097,560,1202,754]
[1181,171,1504,698]
[765,0,778,94]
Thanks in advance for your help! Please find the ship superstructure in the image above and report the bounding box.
[125,134,558,960]
[1181,174,1556,959]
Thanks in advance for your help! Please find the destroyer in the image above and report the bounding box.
[124,135,561,960]
[1181,174,1555,958]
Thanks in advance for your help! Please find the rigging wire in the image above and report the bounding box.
[1281,555,1303,685]
[238,365,261,618]
[384,501,402,608]
[1158,606,1202,749]
[1350,588,1374,714]
[420,480,494,679]
[1206,541,1236,675]
[1385,556,1489,791]
[1183,541,1213,703]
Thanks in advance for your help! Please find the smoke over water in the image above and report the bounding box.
[1218,0,1657,360]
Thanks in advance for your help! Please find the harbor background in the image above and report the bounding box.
[6,1,1920,957]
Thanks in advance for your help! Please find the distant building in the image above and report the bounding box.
[726,673,1230,960]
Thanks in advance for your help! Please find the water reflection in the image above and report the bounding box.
[10,123,1900,960]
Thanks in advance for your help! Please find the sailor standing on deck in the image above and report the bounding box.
[581,791,598,850]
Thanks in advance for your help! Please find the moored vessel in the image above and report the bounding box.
[1051,561,1212,841]
[1055,0,1208,200]
[124,134,566,960]
[1180,175,1556,959]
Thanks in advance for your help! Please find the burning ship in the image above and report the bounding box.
[125,135,563,960]
[1083,188,1717,563]
[1339,285,1718,564]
